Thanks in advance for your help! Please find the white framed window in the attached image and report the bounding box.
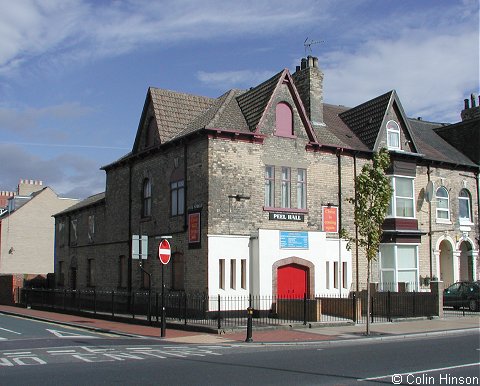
[458,189,472,223]
[379,244,419,292]
[296,169,307,209]
[264,166,275,207]
[386,120,400,149]
[388,176,415,218]
[435,186,450,222]
[281,167,291,208]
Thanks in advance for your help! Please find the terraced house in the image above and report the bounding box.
[54,56,479,301]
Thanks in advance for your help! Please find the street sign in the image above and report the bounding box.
[132,235,148,260]
[158,239,171,265]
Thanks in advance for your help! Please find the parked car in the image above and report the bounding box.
[443,281,480,311]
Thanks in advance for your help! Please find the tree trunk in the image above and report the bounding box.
[366,259,371,335]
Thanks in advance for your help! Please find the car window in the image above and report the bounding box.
[447,283,461,292]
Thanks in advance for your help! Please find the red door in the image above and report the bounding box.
[277,264,307,299]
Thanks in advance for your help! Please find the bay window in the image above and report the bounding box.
[380,244,418,291]
[388,176,415,218]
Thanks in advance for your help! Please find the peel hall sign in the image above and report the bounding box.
[269,212,305,222]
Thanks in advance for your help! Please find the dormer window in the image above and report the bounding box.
[275,102,294,137]
[386,120,400,149]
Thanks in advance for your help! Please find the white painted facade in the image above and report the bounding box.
[208,229,352,299]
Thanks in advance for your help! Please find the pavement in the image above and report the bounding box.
[0,304,478,345]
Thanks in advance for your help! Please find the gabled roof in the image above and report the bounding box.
[237,71,284,132]
[338,90,421,153]
[105,62,477,172]
[132,88,216,152]
[320,103,370,151]
[339,91,393,149]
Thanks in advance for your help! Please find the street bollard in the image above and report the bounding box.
[245,307,254,343]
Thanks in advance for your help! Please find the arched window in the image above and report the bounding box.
[275,102,293,137]
[435,186,450,221]
[386,120,400,149]
[142,178,151,217]
[458,188,472,222]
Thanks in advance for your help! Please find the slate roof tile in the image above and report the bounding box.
[338,91,393,149]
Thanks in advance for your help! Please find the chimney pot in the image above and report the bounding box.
[313,57,318,68]
[296,65,300,72]
[471,93,477,108]
[307,55,314,68]
[464,99,470,109]
[301,58,307,70]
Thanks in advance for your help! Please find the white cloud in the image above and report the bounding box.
[321,3,479,123]
[0,102,94,134]
[0,144,104,199]
[197,70,277,90]
[0,0,321,76]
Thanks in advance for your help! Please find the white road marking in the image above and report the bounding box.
[0,327,21,335]
[3,352,32,356]
[358,362,480,381]
[46,329,97,338]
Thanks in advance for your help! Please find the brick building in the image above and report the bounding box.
[53,57,479,300]
[0,180,79,303]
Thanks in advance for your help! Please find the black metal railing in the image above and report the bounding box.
[18,287,444,329]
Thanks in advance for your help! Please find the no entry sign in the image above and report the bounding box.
[158,239,171,265]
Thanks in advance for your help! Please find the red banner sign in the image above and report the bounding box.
[188,212,201,243]
[322,206,338,233]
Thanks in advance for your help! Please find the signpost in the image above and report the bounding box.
[158,238,171,337]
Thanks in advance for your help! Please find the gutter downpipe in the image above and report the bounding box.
[337,149,343,296]
[353,153,359,292]
[427,164,433,279]
[128,162,133,294]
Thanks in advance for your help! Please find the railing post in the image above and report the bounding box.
[111,290,115,318]
[217,294,221,330]
[63,289,66,310]
[387,291,392,322]
[412,290,416,317]
[303,292,307,325]
[77,290,81,312]
[93,289,97,315]
[156,292,159,322]
[352,292,357,323]
[148,289,152,324]
[132,291,135,319]
[370,296,374,324]
[184,292,188,325]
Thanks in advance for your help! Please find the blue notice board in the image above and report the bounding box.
[280,231,309,249]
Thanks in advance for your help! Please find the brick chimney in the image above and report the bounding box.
[460,93,480,121]
[17,179,44,196]
[292,55,324,127]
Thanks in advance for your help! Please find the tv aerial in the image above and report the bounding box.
[304,37,324,56]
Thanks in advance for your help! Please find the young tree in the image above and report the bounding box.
[340,148,392,335]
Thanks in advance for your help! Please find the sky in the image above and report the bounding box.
[0,0,478,199]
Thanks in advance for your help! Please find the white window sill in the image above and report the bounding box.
[435,219,452,225]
